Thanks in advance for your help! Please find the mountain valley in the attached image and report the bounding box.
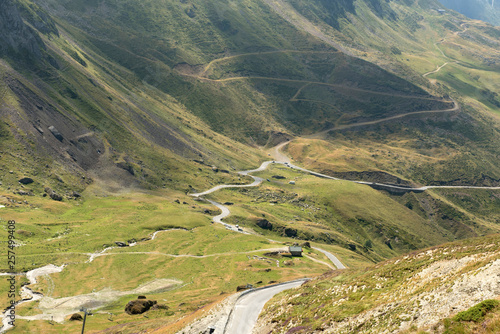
[0,0,499,333]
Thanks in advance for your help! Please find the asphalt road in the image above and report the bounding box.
[313,247,346,269]
[224,279,309,334]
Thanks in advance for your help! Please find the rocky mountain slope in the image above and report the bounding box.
[256,234,500,333]
[1,0,499,193]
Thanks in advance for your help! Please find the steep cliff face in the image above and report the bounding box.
[0,0,46,61]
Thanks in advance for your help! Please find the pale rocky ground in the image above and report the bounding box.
[175,293,240,334]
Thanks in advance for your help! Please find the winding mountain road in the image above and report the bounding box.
[224,279,309,334]
[313,247,346,270]
[308,98,459,139]
[191,138,500,235]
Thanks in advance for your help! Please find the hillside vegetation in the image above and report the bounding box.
[0,0,499,333]
[257,234,500,333]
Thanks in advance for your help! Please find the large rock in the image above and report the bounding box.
[284,227,297,238]
[125,299,157,315]
[257,219,273,230]
[19,177,34,185]
[48,126,64,142]
[0,1,46,60]
[44,187,62,201]
[69,313,83,321]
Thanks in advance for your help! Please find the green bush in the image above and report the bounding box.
[453,299,500,323]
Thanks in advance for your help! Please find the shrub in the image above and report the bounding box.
[453,299,500,323]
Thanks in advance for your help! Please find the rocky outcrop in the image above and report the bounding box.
[0,1,46,61]
[48,126,64,142]
[44,187,62,201]
[16,190,34,196]
[16,2,59,36]
[125,299,157,315]
[284,227,297,238]
[257,219,273,230]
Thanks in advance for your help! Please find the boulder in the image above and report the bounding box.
[48,126,64,141]
[69,313,83,321]
[284,228,297,238]
[236,284,253,292]
[257,219,273,230]
[137,295,147,299]
[19,177,34,185]
[50,192,63,201]
[125,299,157,315]
[272,175,286,179]
[115,242,128,247]
[44,187,62,201]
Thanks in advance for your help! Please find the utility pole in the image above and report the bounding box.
[80,308,91,334]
